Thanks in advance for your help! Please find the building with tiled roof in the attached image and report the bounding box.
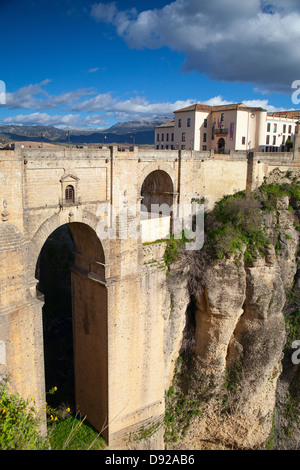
[155,102,300,153]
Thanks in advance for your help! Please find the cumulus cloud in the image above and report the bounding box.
[90,0,300,92]
[5,79,51,109]
[1,80,292,128]
[1,80,197,126]
[2,112,109,129]
[4,81,96,111]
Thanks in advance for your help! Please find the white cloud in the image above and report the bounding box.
[90,2,118,23]
[201,96,233,107]
[2,112,108,129]
[88,67,99,73]
[4,81,96,111]
[5,79,51,109]
[90,0,300,92]
[1,81,294,128]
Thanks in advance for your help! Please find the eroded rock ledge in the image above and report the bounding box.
[164,172,300,450]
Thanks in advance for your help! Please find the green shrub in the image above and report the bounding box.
[0,379,48,450]
[163,231,192,266]
[205,192,269,262]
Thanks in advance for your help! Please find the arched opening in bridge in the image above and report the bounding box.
[35,222,108,440]
[36,225,75,409]
[140,170,174,242]
[141,170,174,213]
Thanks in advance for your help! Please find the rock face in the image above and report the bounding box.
[165,177,300,450]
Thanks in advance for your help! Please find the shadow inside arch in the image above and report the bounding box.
[35,221,106,414]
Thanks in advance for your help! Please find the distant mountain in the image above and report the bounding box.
[106,117,172,134]
[0,117,172,146]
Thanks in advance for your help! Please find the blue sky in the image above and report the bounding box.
[0,0,300,129]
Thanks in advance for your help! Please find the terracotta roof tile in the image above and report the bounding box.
[267,110,300,118]
[174,102,267,113]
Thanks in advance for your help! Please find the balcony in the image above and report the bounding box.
[59,196,82,207]
[214,128,228,135]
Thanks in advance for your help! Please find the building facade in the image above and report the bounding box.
[155,103,300,153]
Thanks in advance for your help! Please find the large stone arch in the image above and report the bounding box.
[29,209,108,278]
[32,213,109,441]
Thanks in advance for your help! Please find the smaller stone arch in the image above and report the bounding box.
[141,169,174,214]
[139,161,176,195]
[140,169,175,242]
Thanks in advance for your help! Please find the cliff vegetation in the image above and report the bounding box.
[164,168,300,450]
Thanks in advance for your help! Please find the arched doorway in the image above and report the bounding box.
[141,170,174,214]
[35,222,108,440]
[218,137,225,153]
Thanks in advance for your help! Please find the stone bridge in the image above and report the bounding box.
[0,144,299,448]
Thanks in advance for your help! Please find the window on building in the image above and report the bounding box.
[187,118,191,127]
[181,145,185,150]
[203,133,207,142]
[65,185,75,203]
[266,135,270,145]
[273,135,276,145]
[274,123,277,133]
[182,132,186,142]
[267,123,271,132]
[202,145,207,151]
[166,133,169,141]
[171,133,174,141]
[289,125,292,133]
[178,119,181,128]
[283,124,286,133]
[242,136,246,145]
[204,118,207,128]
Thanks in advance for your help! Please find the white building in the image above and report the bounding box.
[155,103,300,153]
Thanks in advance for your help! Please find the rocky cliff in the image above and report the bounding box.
[164,168,300,450]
